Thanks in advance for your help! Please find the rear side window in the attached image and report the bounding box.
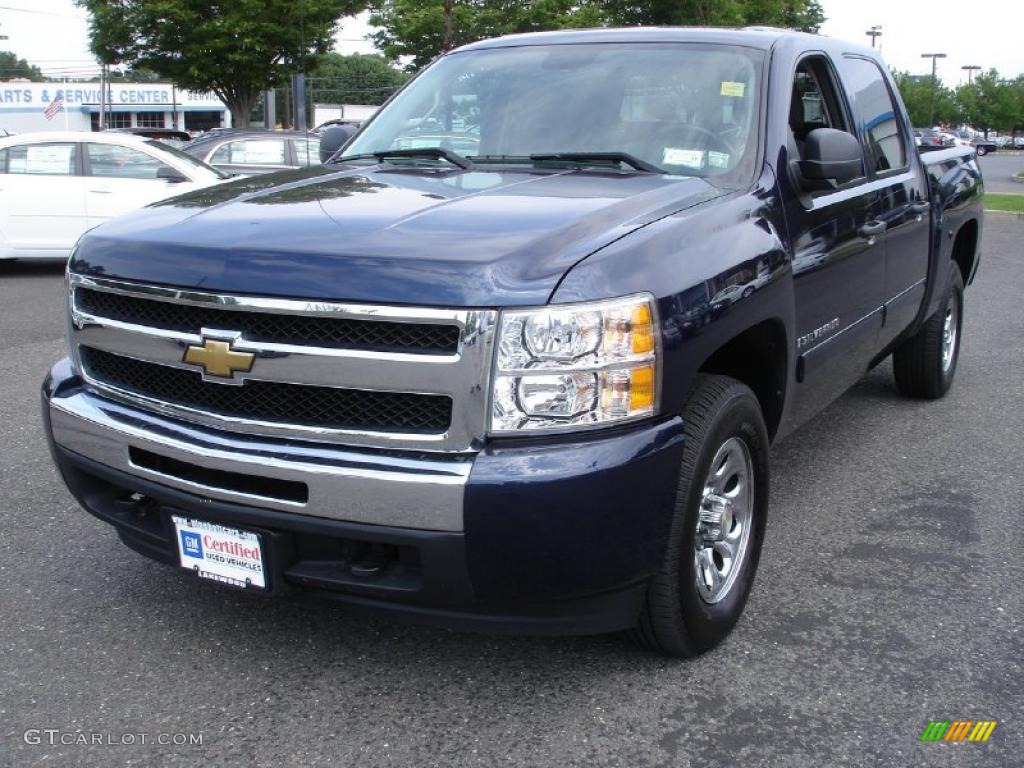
[87,143,172,179]
[0,148,6,173]
[211,139,287,166]
[3,143,77,175]
[843,57,907,173]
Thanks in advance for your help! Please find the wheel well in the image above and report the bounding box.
[952,219,979,285]
[698,320,787,441]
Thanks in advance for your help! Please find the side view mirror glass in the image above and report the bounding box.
[156,165,189,183]
[319,125,355,163]
[799,128,864,187]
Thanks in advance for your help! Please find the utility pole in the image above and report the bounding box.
[0,22,9,42]
[921,53,947,126]
[442,0,454,51]
[961,64,981,86]
[99,64,106,130]
[291,74,307,132]
[865,26,882,48]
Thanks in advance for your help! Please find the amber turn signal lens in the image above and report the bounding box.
[629,365,655,411]
[631,304,654,355]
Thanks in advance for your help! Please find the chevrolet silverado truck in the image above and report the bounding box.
[42,28,983,657]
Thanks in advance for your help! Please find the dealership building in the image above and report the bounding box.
[0,82,230,134]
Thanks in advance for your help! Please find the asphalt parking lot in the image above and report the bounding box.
[977,152,1024,194]
[1,216,1021,768]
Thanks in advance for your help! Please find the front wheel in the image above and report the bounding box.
[630,374,770,658]
[893,263,964,399]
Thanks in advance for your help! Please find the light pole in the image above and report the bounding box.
[865,26,882,48]
[961,65,981,85]
[921,53,947,126]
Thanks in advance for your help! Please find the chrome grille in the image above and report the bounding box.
[68,275,498,452]
[80,347,453,434]
[75,287,461,354]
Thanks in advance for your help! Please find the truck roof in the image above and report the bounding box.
[454,26,875,58]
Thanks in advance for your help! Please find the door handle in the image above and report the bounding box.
[859,221,887,238]
[910,201,930,214]
[88,190,113,194]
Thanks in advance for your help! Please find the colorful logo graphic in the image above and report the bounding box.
[921,721,997,742]
[180,531,203,559]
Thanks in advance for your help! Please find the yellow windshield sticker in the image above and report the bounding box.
[721,81,745,97]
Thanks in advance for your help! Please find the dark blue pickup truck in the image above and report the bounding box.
[43,27,982,657]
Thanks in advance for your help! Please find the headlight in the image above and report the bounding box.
[490,294,659,433]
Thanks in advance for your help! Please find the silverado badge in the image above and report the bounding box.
[182,337,255,381]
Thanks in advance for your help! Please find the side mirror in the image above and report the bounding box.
[799,128,863,186]
[156,165,189,183]
[319,124,354,163]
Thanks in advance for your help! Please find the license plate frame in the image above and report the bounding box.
[171,515,268,591]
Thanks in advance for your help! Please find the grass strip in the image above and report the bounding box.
[985,193,1024,213]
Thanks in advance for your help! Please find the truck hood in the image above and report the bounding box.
[72,164,723,307]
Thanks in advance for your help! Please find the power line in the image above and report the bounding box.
[0,4,88,18]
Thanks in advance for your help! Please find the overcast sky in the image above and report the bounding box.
[1,0,1020,85]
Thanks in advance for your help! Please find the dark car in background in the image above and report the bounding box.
[107,127,193,149]
[182,130,321,175]
[913,128,948,150]
[970,137,997,156]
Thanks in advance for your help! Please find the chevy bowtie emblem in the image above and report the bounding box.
[182,337,255,380]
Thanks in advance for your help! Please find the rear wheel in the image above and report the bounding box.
[975,145,987,156]
[893,263,964,399]
[630,374,770,658]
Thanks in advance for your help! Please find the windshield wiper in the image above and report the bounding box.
[334,148,475,170]
[529,152,666,174]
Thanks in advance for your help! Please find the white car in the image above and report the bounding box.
[0,131,228,261]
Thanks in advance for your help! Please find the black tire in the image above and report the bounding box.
[893,263,964,399]
[976,146,987,156]
[629,374,770,658]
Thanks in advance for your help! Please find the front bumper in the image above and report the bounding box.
[43,358,686,635]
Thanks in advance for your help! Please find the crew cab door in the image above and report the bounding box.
[781,54,885,421]
[839,56,931,347]
[0,141,88,258]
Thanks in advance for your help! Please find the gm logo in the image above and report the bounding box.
[180,531,203,559]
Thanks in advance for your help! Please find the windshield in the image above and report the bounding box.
[344,43,763,180]
[144,140,230,179]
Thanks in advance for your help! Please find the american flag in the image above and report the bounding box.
[43,94,64,121]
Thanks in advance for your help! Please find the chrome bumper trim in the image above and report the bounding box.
[49,389,472,532]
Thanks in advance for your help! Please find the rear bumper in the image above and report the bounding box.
[43,358,686,635]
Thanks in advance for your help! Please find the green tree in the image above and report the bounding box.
[370,1,606,71]
[0,51,44,81]
[1009,76,1024,138]
[308,53,409,105]
[893,71,958,127]
[77,0,366,127]
[370,0,826,72]
[955,70,1023,135]
[600,0,824,29]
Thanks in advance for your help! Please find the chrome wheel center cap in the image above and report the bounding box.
[699,492,732,542]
